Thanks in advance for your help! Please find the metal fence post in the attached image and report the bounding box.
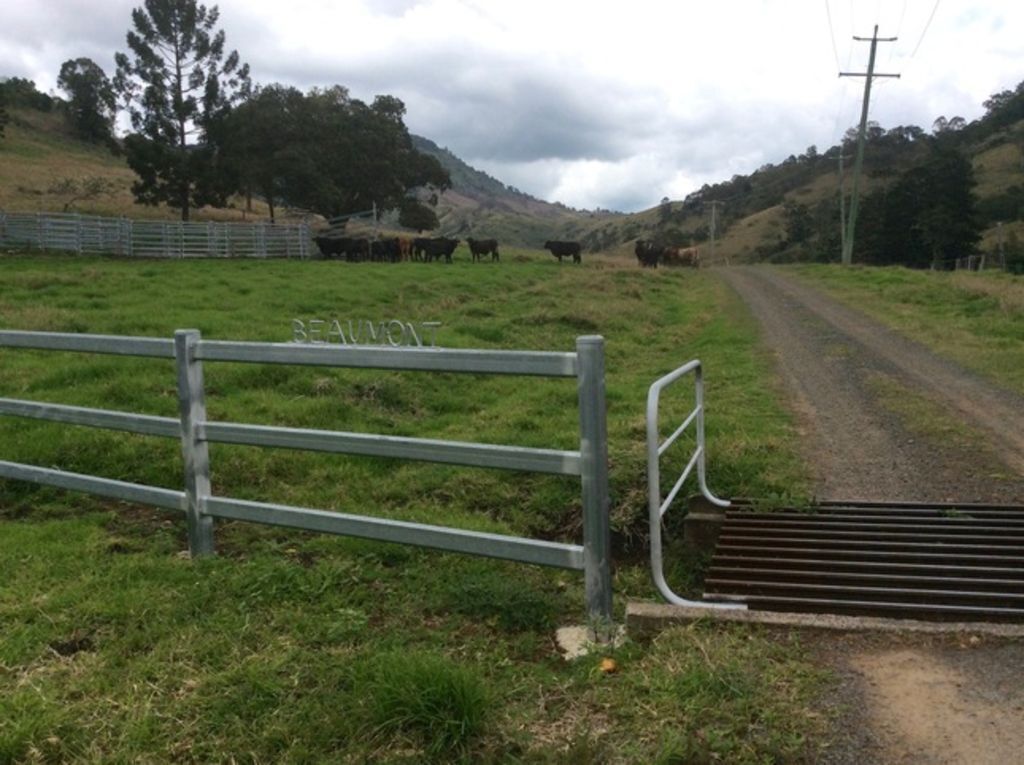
[174,329,215,556]
[575,335,613,632]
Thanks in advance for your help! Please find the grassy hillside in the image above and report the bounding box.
[0,252,819,762]
[0,109,281,222]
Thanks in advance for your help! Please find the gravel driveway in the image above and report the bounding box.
[719,265,1024,765]
[720,265,1024,502]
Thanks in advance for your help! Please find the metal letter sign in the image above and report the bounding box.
[291,319,442,348]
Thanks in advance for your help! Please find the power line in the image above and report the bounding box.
[888,0,908,64]
[825,0,842,71]
[909,0,941,59]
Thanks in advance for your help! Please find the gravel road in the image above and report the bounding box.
[719,265,1024,765]
[719,265,1024,503]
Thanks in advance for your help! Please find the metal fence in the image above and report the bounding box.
[646,359,741,609]
[0,329,613,624]
[0,211,312,259]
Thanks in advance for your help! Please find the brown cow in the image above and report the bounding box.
[662,246,700,268]
[397,237,413,262]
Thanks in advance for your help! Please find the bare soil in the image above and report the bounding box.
[719,266,1024,764]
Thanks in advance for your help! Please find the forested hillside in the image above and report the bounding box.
[602,79,1024,269]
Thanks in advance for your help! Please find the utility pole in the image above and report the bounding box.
[838,152,852,258]
[707,200,726,265]
[839,25,899,265]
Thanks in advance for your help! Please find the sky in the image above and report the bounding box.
[2,1,1022,212]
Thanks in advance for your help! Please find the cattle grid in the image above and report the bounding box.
[0,330,613,625]
[0,211,312,259]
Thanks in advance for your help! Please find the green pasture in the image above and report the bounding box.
[0,251,820,763]
[792,264,1024,395]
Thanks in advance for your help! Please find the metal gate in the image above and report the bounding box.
[0,329,613,625]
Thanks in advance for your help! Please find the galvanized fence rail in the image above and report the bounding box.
[646,359,742,609]
[0,329,613,624]
[0,211,312,259]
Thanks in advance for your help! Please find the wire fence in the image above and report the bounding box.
[953,253,1007,272]
[0,211,313,259]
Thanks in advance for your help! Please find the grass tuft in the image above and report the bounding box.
[359,651,490,757]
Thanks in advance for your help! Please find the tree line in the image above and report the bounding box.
[0,0,449,227]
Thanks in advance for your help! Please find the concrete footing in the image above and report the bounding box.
[555,624,627,659]
[626,601,1024,640]
[682,495,725,553]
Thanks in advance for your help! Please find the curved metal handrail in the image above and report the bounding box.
[647,360,744,609]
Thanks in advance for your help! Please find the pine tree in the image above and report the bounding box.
[114,0,250,220]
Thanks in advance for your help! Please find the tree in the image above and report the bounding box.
[932,115,966,134]
[398,198,440,232]
[658,196,673,225]
[0,77,54,111]
[222,85,449,220]
[855,141,981,269]
[218,83,305,220]
[782,201,812,244]
[0,86,7,139]
[114,0,251,220]
[913,144,981,267]
[57,58,117,146]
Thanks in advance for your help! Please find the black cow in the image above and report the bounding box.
[412,237,430,261]
[314,236,346,259]
[543,240,581,264]
[634,239,662,268]
[467,237,500,262]
[420,237,460,263]
[371,237,400,263]
[345,238,370,262]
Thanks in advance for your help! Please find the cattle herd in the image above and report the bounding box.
[313,234,700,269]
[634,240,700,269]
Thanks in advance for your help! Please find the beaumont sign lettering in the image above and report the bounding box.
[292,319,442,348]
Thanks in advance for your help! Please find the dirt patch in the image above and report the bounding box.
[719,266,1024,764]
[817,635,1024,765]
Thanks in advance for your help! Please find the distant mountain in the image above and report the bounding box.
[410,135,622,247]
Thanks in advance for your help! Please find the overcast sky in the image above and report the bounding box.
[2,1,1021,212]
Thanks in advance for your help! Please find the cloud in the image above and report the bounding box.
[2,0,1023,212]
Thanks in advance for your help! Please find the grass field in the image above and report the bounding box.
[0,251,823,763]
[791,265,1024,395]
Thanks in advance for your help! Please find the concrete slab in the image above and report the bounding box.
[626,600,1024,640]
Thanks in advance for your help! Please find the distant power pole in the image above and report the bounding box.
[707,200,726,265]
[838,152,852,257]
[839,24,899,265]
